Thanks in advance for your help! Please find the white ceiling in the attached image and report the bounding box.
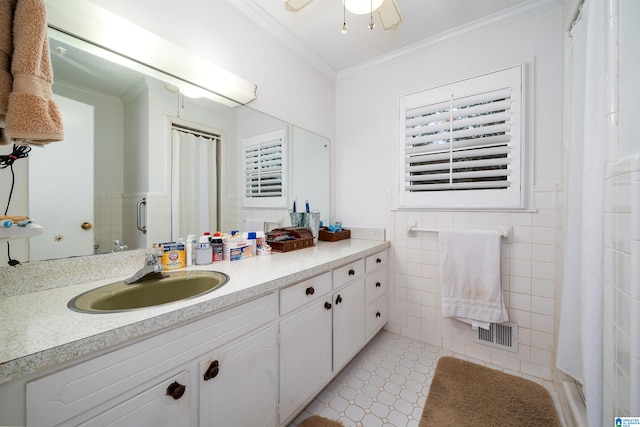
[227,0,536,75]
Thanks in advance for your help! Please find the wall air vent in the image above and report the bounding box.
[474,322,518,352]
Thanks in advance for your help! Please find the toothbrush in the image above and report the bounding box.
[305,200,310,213]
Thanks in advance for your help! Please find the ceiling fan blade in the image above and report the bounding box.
[284,0,313,13]
[377,0,403,31]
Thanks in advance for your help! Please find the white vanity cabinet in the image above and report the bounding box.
[278,252,388,426]
[25,293,277,427]
[0,243,391,427]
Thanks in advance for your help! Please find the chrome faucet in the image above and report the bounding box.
[113,240,128,252]
[125,253,164,284]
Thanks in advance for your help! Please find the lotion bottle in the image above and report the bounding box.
[185,238,193,267]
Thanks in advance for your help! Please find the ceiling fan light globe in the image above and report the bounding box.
[344,0,384,15]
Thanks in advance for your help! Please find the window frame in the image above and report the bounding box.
[241,128,289,209]
[397,64,526,209]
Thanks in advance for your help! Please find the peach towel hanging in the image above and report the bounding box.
[1,0,64,146]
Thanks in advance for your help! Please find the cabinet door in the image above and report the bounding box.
[279,299,333,424]
[199,326,277,427]
[77,370,193,427]
[333,278,365,371]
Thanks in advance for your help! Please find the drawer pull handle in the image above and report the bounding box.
[375,282,381,287]
[375,311,381,318]
[348,269,355,276]
[376,258,382,263]
[305,286,315,295]
[166,381,186,400]
[203,360,220,381]
[324,301,332,310]
[335,294,343,304]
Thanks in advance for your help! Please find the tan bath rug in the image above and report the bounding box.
[421,356,561,426]
[298,414,345,427]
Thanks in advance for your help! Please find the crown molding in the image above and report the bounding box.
[227,0,337,82]
[228,0,560,82]
[338,0,561,78]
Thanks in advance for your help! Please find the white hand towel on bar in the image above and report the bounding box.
[439,229,508,330]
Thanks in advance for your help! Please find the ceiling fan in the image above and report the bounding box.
[284,0,404,32]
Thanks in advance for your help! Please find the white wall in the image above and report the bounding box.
[602,0,640,420]
[335,7,563,228]
[619,0,640,158]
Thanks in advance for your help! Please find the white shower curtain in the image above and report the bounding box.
[556,1,607,425]
[171,129,218,241]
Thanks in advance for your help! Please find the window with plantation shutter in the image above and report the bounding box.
[242,128,288,208]
[398,65,525,209]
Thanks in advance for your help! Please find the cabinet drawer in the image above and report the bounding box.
[333,259,365,289]
[365,250,388,273]
[365,296,388,339]
[365,268,387,306]
[280,272,332,315]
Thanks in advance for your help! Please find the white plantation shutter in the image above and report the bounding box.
[242,128,288,208]
[399,65,525,208]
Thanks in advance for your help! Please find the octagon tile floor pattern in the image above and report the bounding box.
[288,330,439,427]
[288,330,563,427]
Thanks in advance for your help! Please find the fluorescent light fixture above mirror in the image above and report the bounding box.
[45,0,257,107]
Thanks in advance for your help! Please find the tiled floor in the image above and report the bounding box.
[289,330,564,427]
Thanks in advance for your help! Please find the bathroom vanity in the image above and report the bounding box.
[0,239,389,427]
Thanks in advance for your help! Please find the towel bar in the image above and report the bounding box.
[407,222,511,239]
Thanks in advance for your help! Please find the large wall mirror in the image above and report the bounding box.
[26,25,330,261]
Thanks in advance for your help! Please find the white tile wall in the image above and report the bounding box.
[603,155,640,419]
[94,193,123,254]
[387,186,558,381]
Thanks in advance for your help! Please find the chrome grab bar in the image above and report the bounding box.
[137,197,147,234]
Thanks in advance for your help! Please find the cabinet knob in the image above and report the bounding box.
[203,360,220,381]
[166,381,186,400]
[348,269,355,276]
[376,258,382,263]
[335,294,343,304]
[324,301,332,310]
[305,286,315,296]
[375,282,381,287]
[375,311,381,318]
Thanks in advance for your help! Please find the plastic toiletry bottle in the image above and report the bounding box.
[185,237,193,267]
[211,233,224,261]
[195,235,212,265]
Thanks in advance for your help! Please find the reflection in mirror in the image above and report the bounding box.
[32,28,330,261]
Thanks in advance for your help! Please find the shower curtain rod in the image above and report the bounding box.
[172,124,221,141]
[407,222,511,239]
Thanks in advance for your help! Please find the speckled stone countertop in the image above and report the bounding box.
[0,238,389,385]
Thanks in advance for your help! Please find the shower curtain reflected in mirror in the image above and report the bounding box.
[171,127,219,241]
